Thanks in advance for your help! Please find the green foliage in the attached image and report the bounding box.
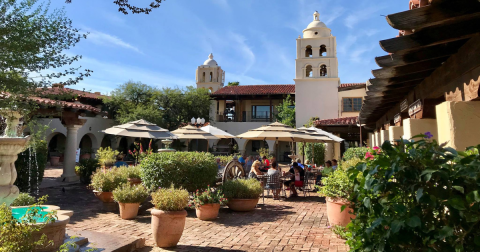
[346,136,480,252]
[227,81,239,86]
[113,184,149,203]
[258,147,273,159]
[299,142,325,166]
[0,0,89,116]
[221,179,263,199]
[90,167,128,192]
[339,157,362,171]
[331,225,350,240]
[217,155,235,166]
[140,152,218,192]
[104,82,211,131]
[342,147,370,161]
[118,165,142,179]
[75,158,100,184]
[96,147,119,167]
[151,185,189,211]
[275,95,295,128]
[193,185,227,207]
[0,196,55,252]
[10,193,36,206]
[14,140,48,193]
[317,169,353,199]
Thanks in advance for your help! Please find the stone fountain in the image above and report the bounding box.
[0,110,30,206]
[158,139,176,153]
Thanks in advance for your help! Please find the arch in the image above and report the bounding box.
[244,140,269,156]
[47,132,66,160]
[118,137,129,155]
[202,72,206,82]
[305,45,313,58]
[305,65,313,78]
[320,64,327,77]
[216,138,238,155]
[100,135,112,148]
[208,87,214,93]
[209,72,213,82]
[320,45,327,56]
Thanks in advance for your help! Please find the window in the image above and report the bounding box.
[342,98,363,112]
[305,45,312,57]
[320,45,327,56]
[305,65,313,77]
[252,105,271,119]
[202,72,206,82]
[209,72,213,82]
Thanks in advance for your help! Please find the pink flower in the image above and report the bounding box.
[373,146,380,150]
[365,152,374,160]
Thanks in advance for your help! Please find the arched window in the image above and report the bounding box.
[209,72,213,82]
[320,45,327,56]
[305,65,313,78]
[208,87,213,93]
[202,72,206,82]
[320,64,327,77]
[305,45,312,58]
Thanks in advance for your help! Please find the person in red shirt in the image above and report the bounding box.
[262,156,270,168]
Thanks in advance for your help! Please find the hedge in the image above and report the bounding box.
[14,140,48,193]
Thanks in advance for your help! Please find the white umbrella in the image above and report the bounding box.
[103,119,176,139]
[172,125,219,151]
[307,126,344,142]
[200,125,235,139]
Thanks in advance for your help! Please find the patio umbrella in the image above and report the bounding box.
[306,127,344,142]
[172,125,219,151]
[200,125,235,139]
[103,119,176,139]
[297,127,337,164]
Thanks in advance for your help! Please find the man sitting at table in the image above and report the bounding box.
[296,158,305,169]
[238,154,246,167]
[283,162,304,197]
[315,160,332,189]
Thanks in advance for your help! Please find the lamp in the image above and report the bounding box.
[197,117,201,124]
[191,117,196,124]
[201,118,205,124]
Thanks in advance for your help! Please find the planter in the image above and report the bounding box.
[119,202,140,220]
[59,154,64,162]
[226,198,259,212]
[128,178,142,186]
[151,209,187,248]
[93,190,114,203]
[196,203,220,221]
[326,197,355,227]
[80,153,91,160]
[50,156,60,166]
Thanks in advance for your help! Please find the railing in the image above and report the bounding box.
[215,111,277,123]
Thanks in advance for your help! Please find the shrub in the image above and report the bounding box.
[140,152,218,192]
[221,179,263,199]
[96,147,119,166]
[193,185,226,207]
[217,155,235,166]
[113,184,149,203]
[151,185,189,211]
[90,167,128,192]
[339,157,362,171]
[346,135,480,251]
[10,193,37,206]
[299,142,325,165]
[14,140,48,193]
[342,147,370,161]
[75,158,100,184]
[317,169,353,199]
[258,147,273,160]
[118,165,142,179]
[331,225,350,240]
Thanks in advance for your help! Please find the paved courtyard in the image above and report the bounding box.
[39,166,348,252]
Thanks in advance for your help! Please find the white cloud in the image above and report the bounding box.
[344,5,386,29]
[227,32,256,74]
[82,27,142,54]
[212,0,230,10]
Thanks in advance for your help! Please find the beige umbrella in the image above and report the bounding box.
[103,119,176,139]
[172,125,219,151]
[200,125,235,139]
[297,127,338,164]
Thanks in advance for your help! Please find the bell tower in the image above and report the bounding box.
[294,11,340,127]
[196,53,225,93]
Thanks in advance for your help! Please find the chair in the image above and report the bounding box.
[263,174,281,203]
[294,173,310,197]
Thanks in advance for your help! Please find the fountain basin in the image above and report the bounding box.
[0,136,30,206]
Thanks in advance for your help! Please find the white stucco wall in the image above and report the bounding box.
[295,79,339,127]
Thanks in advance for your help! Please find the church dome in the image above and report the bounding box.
[303,11,331,38]
[306,20,327,29]
[203,53,218,67]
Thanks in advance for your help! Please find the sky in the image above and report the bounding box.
[47,0,407,94]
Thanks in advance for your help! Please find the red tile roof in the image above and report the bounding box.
[38,86,107,100]
[211,85,295,96]
[339,83,365,88]
[32,97,103,113]
[315,116,359,126]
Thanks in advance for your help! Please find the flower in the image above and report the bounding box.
[373,146,380,150]
[425,132,433,139]
[365,152,374,160]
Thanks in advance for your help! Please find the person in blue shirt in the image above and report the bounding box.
[296,158,305,169]
[238,154,246,167]
[114,155,128,167]
[332,159,338,170]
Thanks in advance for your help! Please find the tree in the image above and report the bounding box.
[275,95,295,128]
[227,82,239,86]
[66,0,164,15]
[0,0,88,116]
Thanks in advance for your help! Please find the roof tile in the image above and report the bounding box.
[315,116,359,126]
[211,85,295,96]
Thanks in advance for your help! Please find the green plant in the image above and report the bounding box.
[96,147,119,166]
[339,157,362,171]
[346,134,480,251]
[275,94,295,128]
[10,193,36,206]
[258,147,273,159]
[90,167,128,192]
[14,140,48,193]
[0,196,56,252]
[113,183,149,203]
[192,185,227,207]
[331,225,350,240]
[75,158,100,184]
[151,185,189,211]
[317,169,353,199]
[118,165,142,179]
[342,147,370,161]
[221,179,263,199]
[217,155,234,166]
[299,142,325,165]
[80,147,94,155]
[140,152,218,192]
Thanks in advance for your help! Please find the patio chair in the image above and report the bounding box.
[294,173,310,197]
[263,174,281,203]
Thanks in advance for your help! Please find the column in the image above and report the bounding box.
[368,133,374,147]
[374,131,381,147]
[436,101,480,151]
[389,126,404,142]
[61,125,82,182]
[380,129,389,146]
[325,143,334,161]
[403,118,438,141]
[334,142,341,160]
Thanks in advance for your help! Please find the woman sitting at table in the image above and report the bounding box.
[283,162,304,197]
[248,160,264,179]
[315,160,332,189]
[266,161,281,200]
[263,156,271,168]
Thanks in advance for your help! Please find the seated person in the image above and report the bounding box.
[245,156,254,174]
[248,160,264,179]
[266,161,281,200]
[238,154,246,167]
[216,158,222,170]
[114,155,128,167]
[304,159,313,169]
[296,158,305,169]
[283,162,305,197]
[315,160,332,187]
[262,155,271,168]
[332,159,338,170]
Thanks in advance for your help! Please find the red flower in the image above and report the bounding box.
[365,152,374,160]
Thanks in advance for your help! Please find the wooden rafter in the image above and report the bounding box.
[372,56,448,79]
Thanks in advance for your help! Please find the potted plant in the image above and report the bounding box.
[90,167,127,203]
[112,183,149,220]
[50,153,60,166]
[151,185,189,248]
[317,168,356,227]
[80,148,93,160]
[75,158,100,184]
[96,147,119,168]
[221,178,263,212]
[119,165,142,186]
[193,185,226,221]
[57,147,65,163]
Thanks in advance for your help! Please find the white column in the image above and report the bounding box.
[325,143,334,161]
[403,118,438,141]
[389,126,404,142]
[61,125,82,182]
[380,129,389,145]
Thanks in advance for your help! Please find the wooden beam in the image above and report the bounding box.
[368,70,434,87]
[386,0,480,31]
[367,81,420,92]
[380,14,480,53]
[372,56,448,79]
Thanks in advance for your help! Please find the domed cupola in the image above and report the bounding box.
[202,53,218,67]
[303,11,331,38]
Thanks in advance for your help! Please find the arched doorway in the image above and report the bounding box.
[215,138,238,155]
[47,133,66,162]
[118,137,128,155]
[79,134,93,159]
[100,135,112,148]
[244,140,268,157]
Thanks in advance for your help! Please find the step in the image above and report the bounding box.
[69,230,145,252]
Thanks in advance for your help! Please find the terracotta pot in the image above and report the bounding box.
[151,209,187,248]
[128,178,142,186]
[80,153,91,160]
[59,154,64,162]
[196,203,220,221]
[50,156,60,166]
[226,198,259,212]
[93,190,114,203]
[326,197,355,227]
[119,202,140,220]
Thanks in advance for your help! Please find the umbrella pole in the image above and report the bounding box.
[312,143,315,166]
[302,142,305,163]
